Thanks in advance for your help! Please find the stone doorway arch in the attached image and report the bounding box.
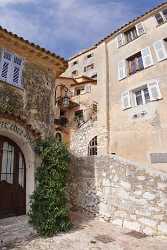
[0,119,36,218]
[0,136,26,218]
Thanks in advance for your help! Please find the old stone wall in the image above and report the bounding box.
[70,120,108,157]
[70,155,167,235]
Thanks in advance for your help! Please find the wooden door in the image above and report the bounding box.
[0,136,26,218]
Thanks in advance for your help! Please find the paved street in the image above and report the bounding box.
[1,213,167,250]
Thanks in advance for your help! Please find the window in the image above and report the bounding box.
[88,136,97,156]
[127,52,144,75]
[71,60,78,67]
[155,9,167,25]
[117,22,145,47]
[91,74,97,79]
[84,64,94,72]
[55,132,62,142]
[74,110,84,126]
[87,53,94,59]
[118,47,153,80]
[72,70,78,77]
[0,49,23,87]
[133,86,150,106]
[121,80,162,110]
[125,27,138,43]
[153,39,167,62]
[75,86,85,95]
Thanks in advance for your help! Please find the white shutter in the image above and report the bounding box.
[153,40,167,62]
[0,50,12,82]
[136,22,145,36]
[11,55,23,86]
[141,47,154,68]
[118,60,127,80]
[147,80,161,101]
[85,85,91,93]
[121,91,131,110]
[117,33,125,48]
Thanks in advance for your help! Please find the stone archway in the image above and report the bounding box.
[0,119,36,217]
[0,135,26,218]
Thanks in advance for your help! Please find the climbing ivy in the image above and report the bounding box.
[29,137,71,237]
[0,81,24,114]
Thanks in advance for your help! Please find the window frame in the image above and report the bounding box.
[127,52,144,75]
[0,49,24,87]
[121,80,162,110]
[155,9,167,25]
[88,136,97,156]
[133,85,151,106]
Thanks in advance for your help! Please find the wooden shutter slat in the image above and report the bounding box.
[141,47,154,68]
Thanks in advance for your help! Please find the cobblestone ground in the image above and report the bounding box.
[1,213,167,250]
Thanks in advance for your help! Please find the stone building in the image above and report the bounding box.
[55,75,98,156]
[64,1,167,171]
[65,2,167,235]
[0,26,67,218]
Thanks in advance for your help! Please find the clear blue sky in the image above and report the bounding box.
[0,0,165,59]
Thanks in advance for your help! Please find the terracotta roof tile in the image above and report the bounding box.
[0,26,67,67]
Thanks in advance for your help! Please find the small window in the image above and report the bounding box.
[84,64,94,72]
[72,61,78,67]
[127,52,144,75]
[162,9,167,20]
[87,53,94,59]
[74,110,84,126]
[133,86,150,106]
[75,86,85,96]
[91,74,97,79]
[55,132,62,142]
[155,9,167,25]
[125,27,138,43]
[88,136,97,156]
[0,49,23,87]
[72,70,78,76]
[155,13,164,25]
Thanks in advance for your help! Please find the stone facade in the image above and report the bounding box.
[0,27,67,217]
[70,155,167,235]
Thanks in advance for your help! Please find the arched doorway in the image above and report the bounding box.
[0,136,26,218]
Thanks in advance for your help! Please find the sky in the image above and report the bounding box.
[0,0,165,59]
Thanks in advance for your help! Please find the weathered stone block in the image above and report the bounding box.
[158,222,167,234]
[123,220,141,231]
[139,218,157,228]
[143,192,156,201]
[112,219,123,227]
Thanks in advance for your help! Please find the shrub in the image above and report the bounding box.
[29,137,71,237]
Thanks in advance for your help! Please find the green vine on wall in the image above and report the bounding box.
[29,137,71,237]
[0,82,24,114]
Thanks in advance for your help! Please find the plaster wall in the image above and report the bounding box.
[96,11,167,169]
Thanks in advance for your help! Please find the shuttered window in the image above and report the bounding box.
[121,91,131,110]
[153,40,167,62]
[121,81,162,110]
[0,49,23,87]
[135,22,145,36]
[141,47,153,68]
[118,60,127,80]
[148,81,161,101]
[85,85,91,93]
[117,33,125,48]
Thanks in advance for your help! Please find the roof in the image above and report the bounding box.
[68,46,96,61]
[0,25,67,69]
[68,1,167,61]
[57,75,96,87]
[96,1,167,46]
